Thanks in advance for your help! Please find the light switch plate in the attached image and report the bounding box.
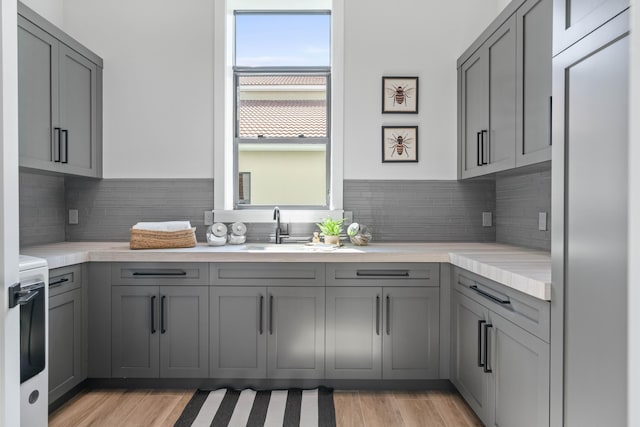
[204,210,214,226]
[482,212,492,227]
[538,212,548,231]
[69,209,79,225]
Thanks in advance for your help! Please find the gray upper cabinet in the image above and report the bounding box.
[516,0,552,166]
[112,285,209,378]
[459,0,553,178]
[382,287,440,380]
[460,16,517,178]
[267,287,325,379]
[18,3,102,178]
[210,286,267,379]
[552,0,628,55]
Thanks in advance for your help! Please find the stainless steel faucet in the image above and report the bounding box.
[273,206,281,244]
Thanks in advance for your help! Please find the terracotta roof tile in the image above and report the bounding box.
[239,100,326,138]
[240,75,326,86]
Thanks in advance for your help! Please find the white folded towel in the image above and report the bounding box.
[132,221,192,232]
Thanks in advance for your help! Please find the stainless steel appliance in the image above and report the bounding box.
[14,255,48,426]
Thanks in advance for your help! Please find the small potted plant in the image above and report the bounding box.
[316,217,344,245]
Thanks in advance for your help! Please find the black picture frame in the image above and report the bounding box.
[382,126,418,163]
[382,76,419,114]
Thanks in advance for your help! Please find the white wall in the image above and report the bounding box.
[1,0,22,424]
[24,0,503,180]
[343,0,507,180]
[21,0,62,27]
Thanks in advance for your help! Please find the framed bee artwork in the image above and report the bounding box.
[382,76,419,113]
[382,126,418,162]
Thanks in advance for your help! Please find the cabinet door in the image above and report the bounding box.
[553,13,628,427]
[267,287,324,379]
[210,287,267,379]
[516,0,552,167]
[325,287,382,380]
[553,0,628,55]
[112,286,159,378]
[459,49,488,178]
[485,16,516,174]
[159,286,209,378]
[451,291,490,422]
[18,17,59,172]
[488,312,549,427]
[382,287,439,380]
[58,44,99,177]
[48,288,82,404]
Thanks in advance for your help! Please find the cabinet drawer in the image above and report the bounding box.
[326,263,440,287]
[111,263,208,286]
[49,264,82,297]
[453,267,549,342]
[210,263,324,286]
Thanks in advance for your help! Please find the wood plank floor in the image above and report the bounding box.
[49,388,482,427]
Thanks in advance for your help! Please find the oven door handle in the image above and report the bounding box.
[8,282,44,308]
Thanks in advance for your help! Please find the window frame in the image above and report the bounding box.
[233,10,332,210]
[213,0,344,219]
[233,68,332,209]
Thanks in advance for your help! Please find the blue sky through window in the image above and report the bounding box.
[235,13,330,67]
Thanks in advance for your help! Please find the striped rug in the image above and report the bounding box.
[174,387,336,427]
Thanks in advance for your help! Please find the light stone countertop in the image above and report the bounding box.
[20,241,551,301]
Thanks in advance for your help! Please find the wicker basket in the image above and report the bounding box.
[130,227,197,250]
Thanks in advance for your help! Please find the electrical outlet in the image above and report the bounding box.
[482,212,492,227]
[204,210,214,226]
[538,212,548,231]
[69,209,79,225]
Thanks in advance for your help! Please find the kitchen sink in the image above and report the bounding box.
[245,243,362,253]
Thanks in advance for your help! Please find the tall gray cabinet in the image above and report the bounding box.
[18,3,102,178]
[551,5,629,426]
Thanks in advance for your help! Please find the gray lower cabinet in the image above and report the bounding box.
[112,285,208,378]
[325,263,441,380]
[48,264,85,405]
[210,285,325,379]
[210,287,267,378]
[18,3,103,178]
[451,268,550,426]
[451,292,490,421]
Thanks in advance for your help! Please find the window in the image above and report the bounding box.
[233,12,331,209]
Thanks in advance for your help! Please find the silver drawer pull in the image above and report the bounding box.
[469,285,510,305]
[356,270,410,277]
[49,277,69,288]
